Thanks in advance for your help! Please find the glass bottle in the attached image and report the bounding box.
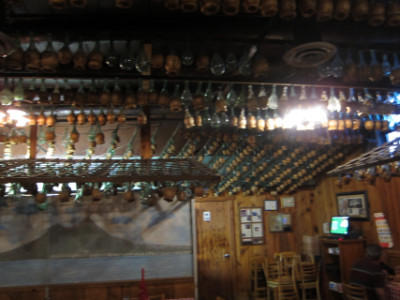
[369,49,383,82]
[267,85,279,110]
[257,84,268,109]
[181,40,194,67]
[38,78,48,104]
[135,43,151,73]
[119,40,135,71]
[226,83,237,107]
[210,110,221,128]
[327,87,341,112]
[181,80,193,107]
[330,51,344,78]
[50,79,61,104]
[382,53,391,77]
[246,84,258,111]
[13,78,24,102]
[239,107,247,129]
[202,107,212,127]
[357,50,370,82]
[210,51,226,76]
[347,87,357,103]
[203,81,214,105]
[225,49,238,73]
[112,77,123,106]
[105,40,118,68]
[184,108,195,129]
[0,77,13,105]
[238,48,252,76]
[235,85,247,108]
[25,31,41,71]
[229,106,238,128]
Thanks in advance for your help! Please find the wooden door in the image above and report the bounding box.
[195,197,236,300]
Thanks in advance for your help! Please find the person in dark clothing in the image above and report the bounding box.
[349,244,387,300]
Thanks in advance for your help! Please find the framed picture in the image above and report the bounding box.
[281,196,295,208]
[264,200,278,211]
[240,207,265,245]
[336,191,369,220]
[268,213,292,232]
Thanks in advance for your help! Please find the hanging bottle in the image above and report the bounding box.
[210,110,221,128]
[181,40,194,67]
[25,78,37,102]
[0,77,13,105]
[135,42,151,73]
[87,78,98,105]
[210,49,226,76]
[239,107,247,129]
[125,81,137,109]
[225,47,238,73]
[157,81,169,108]
[148,80,158,105]
[38,78,49,104]
[203,81,214,105]
[238,48,252,76]
[99,79,111,106]
[330,51,344,78]
[181,80,193,107]
[229,106,238,128]
[136,78,149,107]
[41,33,59,73]
[62,79,75,104]
[88,39,104,70]
[25,31,41,71]
[257,84,268,109]
[327,87,341,112]
[267,85,279,110]
[390,52,400,85]
[235,84,247,108]
[342,50,357,83]
[226,83,237,107]
[75,80,86,106]
[357,50,370,82]
[13,78,24,102]
[112,77,123,106]
[382,53,391,77]
[184,108,195,129]
[368,49,383,82]
[73,38,87,70]
[256,109,266,131]
[58,35,73,65]
[246,85,258,112]
[169,84,182,112]
[202,107,212,127]
[119,40,135,71]
[215,89,227,113]
[105,40,118,68]
[50,79,61,104]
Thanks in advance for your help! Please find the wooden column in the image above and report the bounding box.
[29,124,37,159]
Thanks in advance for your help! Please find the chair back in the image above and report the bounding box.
[342,283,368,300]
[299,262,320,283]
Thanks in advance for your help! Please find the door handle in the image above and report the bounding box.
[223,253,230,258]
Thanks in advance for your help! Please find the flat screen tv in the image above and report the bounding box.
[330,216,350,236]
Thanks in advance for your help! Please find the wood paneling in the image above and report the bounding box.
[0,278,194,300]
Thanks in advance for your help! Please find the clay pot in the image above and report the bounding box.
[125,90,137,108]
[181,0,198,12]
[41,49,59,73]
[280,0,297,21]
[222,0,239,15]
[368,2,386,27]
[107,109,116,124]
[352,0,369,22]
[36,111,46,126]
[169,96,182,112]
[243,0,260,13]
[49,0,68,9]
[253,55,269,78]
[97,110,107,125]
[151,53,164,69]
[299,0,316,18]
[77,110,87,125]
[163,186,176,202]
[45,129,56,142]
[164,0,180,10]
[334,0,351,20]
[99,89,111,106]
[91,188,102,201]
[25,47,41,72]
[73,45,87,70]
[88,51,103,70]
[387,1,400,27]
[124,190,135,202]
[196,54,210,71]
[35,193,47,204]
[70,0,87,8]
[95,132,105,144]
[193,186,204,197]
[58,44,73,65]
[200,0,221,15]
[137,89,149,106]
[165,52,181,75]
[316,0,333,22]
[116,0,133,9]
[260,0,278,17]
[45,113,57,127]
[67,110,76,125]
[70,126,80,143]
[7,47,24,71]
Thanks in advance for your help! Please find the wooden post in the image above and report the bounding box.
[29,124,37,159]
[140,106,152,159]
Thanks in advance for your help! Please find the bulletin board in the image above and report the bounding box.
[240,207,264,245]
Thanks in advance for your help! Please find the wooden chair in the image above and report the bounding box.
[263,258,299,300]
[342,283,368,300]
[296,262,321,300]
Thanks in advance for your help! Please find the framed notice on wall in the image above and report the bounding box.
[240,207,264,245]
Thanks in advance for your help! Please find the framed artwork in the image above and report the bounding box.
[336,191,369,220]
[281,196,295,208]
[268,213,292,232]
[264,200,278,211]
[240,207,264,245]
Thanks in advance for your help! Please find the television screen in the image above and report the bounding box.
[330,216,349,235]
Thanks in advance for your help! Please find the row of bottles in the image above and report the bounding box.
[165,0,400,27]
[4,34,267,77]
[319,49,400,86]
[1,77,398,112]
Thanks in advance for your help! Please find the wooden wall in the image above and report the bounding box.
[231,174,400,299]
